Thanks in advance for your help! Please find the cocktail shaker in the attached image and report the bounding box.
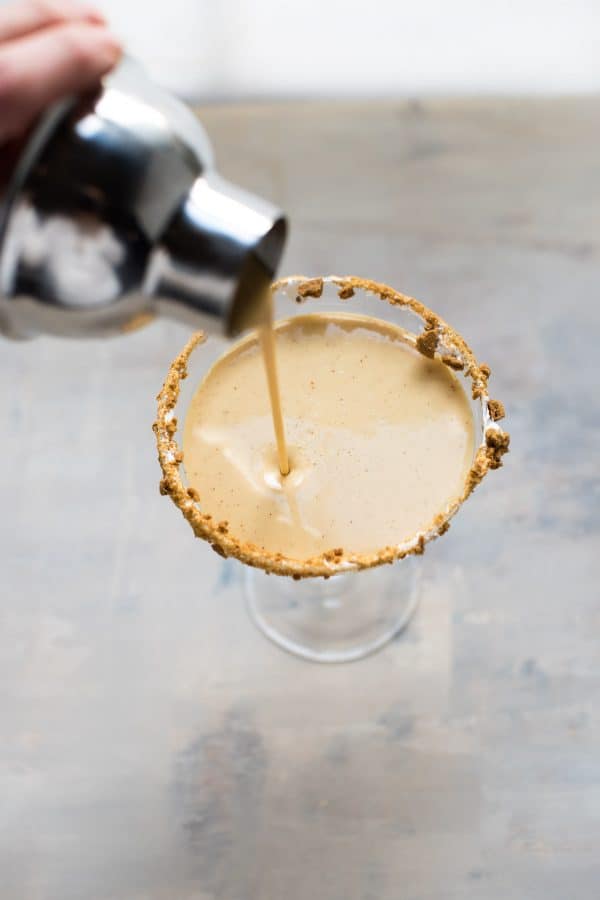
[0,57,287,341]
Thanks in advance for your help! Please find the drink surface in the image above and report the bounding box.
[183,312,476,559]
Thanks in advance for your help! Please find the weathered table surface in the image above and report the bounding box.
[2,99,599,899]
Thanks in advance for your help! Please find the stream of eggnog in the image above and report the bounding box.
[183,311,476,559]
[258,296,290,476]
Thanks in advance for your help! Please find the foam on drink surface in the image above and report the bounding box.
[183,312,476,560]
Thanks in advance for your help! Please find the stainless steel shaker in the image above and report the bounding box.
[0,57,287,341]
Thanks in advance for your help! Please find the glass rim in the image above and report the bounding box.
[153,275,509,578]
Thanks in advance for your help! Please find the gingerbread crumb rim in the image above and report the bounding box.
[154,275,509,579]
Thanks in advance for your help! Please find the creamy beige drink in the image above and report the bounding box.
[182,312,476,560]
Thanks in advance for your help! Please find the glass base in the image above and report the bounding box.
[244,558,420,663]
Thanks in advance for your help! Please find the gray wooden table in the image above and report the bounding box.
[2,99,599,900]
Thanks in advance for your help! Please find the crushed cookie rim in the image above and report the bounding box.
[154,275,509,579]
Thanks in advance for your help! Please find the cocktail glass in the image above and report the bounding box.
[155,276,508,662]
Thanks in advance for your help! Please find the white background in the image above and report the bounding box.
[91,0,599,100]
[0,0,598,98]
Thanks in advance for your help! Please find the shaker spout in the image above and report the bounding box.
[146,172,287,336]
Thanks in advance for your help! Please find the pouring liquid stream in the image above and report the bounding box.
[259,292,290,476]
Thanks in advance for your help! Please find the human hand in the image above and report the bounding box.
[0,0,121,164]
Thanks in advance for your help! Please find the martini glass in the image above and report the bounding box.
[155,276,507,663]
